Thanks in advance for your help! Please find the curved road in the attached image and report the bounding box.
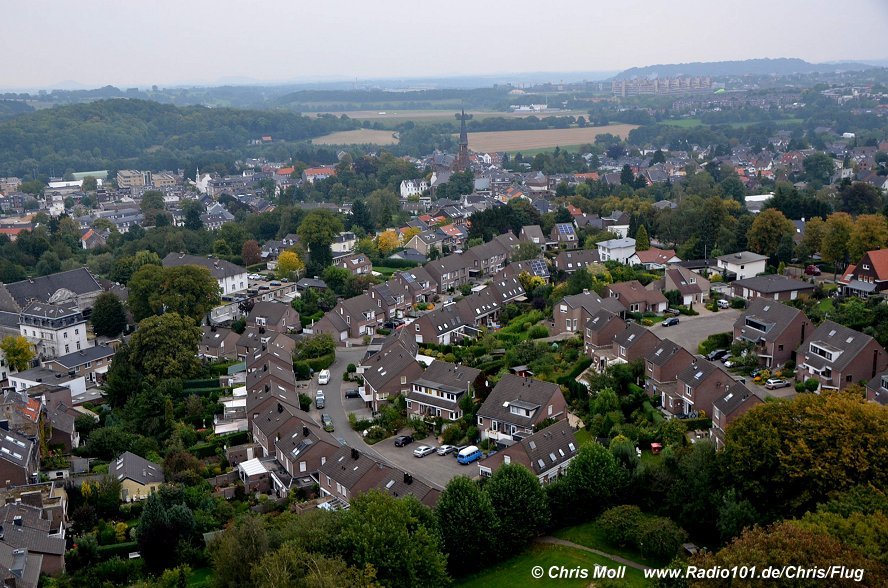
[306,346,468,490]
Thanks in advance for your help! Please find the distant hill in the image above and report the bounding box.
[613,58,875,79]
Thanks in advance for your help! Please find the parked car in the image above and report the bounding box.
[457,445,483,465]
[452,445,468,457]
[805,264,822,276]
[321,414,334,432]
[394,435,414,447]
[344,388,360,399]
[765,378,790,390]
[706,349,729,362]
[723,359,737,368]
[662,317,680,327]
[317,369,331,385]
[437,445,457,456]
[717,299,730,309]
[664,308,681,316]
[315,390,325,409]
[413,445,436,458]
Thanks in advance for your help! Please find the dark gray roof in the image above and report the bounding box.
[734,299,804,343]
[713,382,761,417]
[866,370,888,405]
[47,345,114,369]
[0,542,41,588]
[613,323,658,348]
[0,432,32,470]
[733,274,814,294]
[318,446,381,490]
[4,268,101,308]
[0,524,65,556]
[677,359,728,389]
[361,344,419,392]
[413,361,480,394]
[162,253,246,280]
[800,320,878,373]
[517,419,578,475]
[478,374,562,428]
[296,277,327,290]
[19,301,81,320]
[112,451,163,485]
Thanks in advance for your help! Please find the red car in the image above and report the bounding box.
[805,265,821,276]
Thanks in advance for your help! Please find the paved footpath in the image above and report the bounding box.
[536,536,651,571]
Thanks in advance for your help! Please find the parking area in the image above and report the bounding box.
[369,439,473,489]
[652,308,741,353]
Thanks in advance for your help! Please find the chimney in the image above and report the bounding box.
[350,448,360,460]
[10,549,24,578]
[277,403,283,413]
[142,469,147,478]
[403,472,413,485]
[302,426,309,437]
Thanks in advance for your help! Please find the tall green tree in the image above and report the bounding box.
[546,442,622,526]
[746,208,795,259]
[298,210,344,276]
[157,265,221,323]
[337,491,448,588]
[90,292,127,337]
[840,182,883,215]
[210,515,269,588]
[127,263,165,322]
[803,152,835,186]
[822,212,855,272]
[138,493,171,574]
[436,477,498,575]
[128,313,201,382]
[182,200,204,230]
[635,224,650,251]
[484,464,550,558]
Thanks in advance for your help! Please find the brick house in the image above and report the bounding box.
[477,375,567,443]
[406,361,482,421]
[711,384,763,448]
[643,339,696,413]
[478,419,578,483]
[671,359,739,418]
[605,280,668,313]
[554,291,626,335]
[734,299,810,368]
[795,320,888,391]
[840,249,888,297]
[731,274,815,302]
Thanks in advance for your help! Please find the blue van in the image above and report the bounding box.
[457,445,482,465]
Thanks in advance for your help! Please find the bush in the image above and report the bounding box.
[298,393,312,412]
[730,297,746,309]
[528,325,549,339]
[635,516,687,560]
[641,318,654,326]
[598,505,645,546]
[347,363,357,373]
[805,378,820,392]
[795,381,806,392]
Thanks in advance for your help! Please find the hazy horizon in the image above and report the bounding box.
[3,0,887,91]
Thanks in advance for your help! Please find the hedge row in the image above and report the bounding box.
[184,378,221,389]
[97,541,138,561]
[293,353,335,380]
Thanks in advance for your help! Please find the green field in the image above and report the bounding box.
[507,144,587,156]
[554,522,666,569]
[456,544,649,588]
[307,109,593,129]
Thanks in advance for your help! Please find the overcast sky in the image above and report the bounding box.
[4,0,888,90]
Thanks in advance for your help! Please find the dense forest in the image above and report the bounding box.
[0,99,359,177]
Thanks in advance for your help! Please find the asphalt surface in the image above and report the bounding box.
[305,346,468,490]
[653,308,741,354]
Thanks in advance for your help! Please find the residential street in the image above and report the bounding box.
[306,346,466,490]
[653,308,741,354]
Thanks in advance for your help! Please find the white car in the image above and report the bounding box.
[413,445,436,458]
[317,369,330,385]
[315,390,325,409]
[717,299,730,309]
[437,445,457,455]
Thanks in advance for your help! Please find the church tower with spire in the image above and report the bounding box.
[454,109,470,172]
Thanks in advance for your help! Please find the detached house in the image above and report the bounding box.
[734,299,810,368]
[553,250,601,273]
[605,280,668,313]
[477,375,567,444]
[651,266,710,306]
[795,320,888,391]
[628,248,681,270]
[716,251,767,280]
[839,249,888,297]
[333,252,372,277]
[519,225,547,251]
[478,419,578,483]
[597,238,636,264]
[731,274,814,302]
[551,223,579,249]
[406,361,482,421]
[112,452,163,501]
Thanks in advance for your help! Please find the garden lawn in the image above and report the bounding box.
[456,544,648,588]
[554,521,666,568]
[187,567,213,587]
[373,266,400,278]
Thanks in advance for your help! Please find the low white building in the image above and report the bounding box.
[717,251,768,280]
[597,237,637,264]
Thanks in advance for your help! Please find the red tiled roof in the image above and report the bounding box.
[865,249,888,278]
[633,248,677,264]
[276,167,295,175]
[839,264,856,284]
[303,167,336,177]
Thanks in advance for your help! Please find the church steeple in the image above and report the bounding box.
[454,109,471,172]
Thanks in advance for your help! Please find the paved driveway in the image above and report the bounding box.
[653,308,741,354]
[306,346,467,490]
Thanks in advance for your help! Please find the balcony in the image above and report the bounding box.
[358,386,372,403]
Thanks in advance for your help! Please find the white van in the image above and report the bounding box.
[318,369,331,385]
